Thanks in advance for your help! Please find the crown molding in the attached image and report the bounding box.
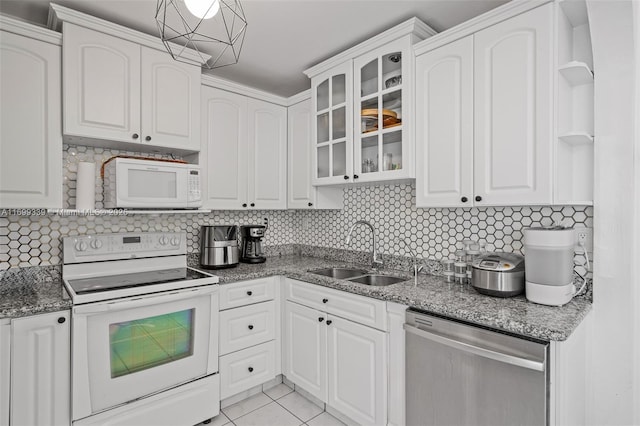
[201,74,289,106]
[304,17,437,78]
[47,3,209,66]
[0,14,62,45]
[413,0,552,56]
[286,89,311,107]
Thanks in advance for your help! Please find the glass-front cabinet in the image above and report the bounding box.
[311,61,353,185]
[353,38,414,182]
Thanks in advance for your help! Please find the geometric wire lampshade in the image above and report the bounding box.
[155,0,247,69]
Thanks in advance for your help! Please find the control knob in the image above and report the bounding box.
[90,239,103,249]
[159,236,168,245]
[75,241,88,252]
[170,237,180,246]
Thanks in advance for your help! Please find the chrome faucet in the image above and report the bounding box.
[345,220,383,269]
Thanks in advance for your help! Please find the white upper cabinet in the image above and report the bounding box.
[201,86,287,210]
[415,3,554,207]
[63,23,200,153]
[415,36,474,208]
[473,3,553,206]
[311,61,354,185]
[288,97,343,209]
[353,37,415,183]
[306,18,435,187]
[0,27,62,209]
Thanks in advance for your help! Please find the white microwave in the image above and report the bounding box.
[103,158,202,209]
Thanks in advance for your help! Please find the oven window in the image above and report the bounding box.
[109,309,194,378]
[128,169,177,198]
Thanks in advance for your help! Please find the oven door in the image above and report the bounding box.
[117,161,188,208]
[71,286,219,420]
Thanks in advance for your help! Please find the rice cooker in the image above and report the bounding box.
[471,252,525,297]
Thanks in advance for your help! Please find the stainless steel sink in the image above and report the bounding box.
[347,274,407,286]
[308,268,368,279]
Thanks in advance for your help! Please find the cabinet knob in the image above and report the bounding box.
[132,133,139,139]
[318,317,324,322]
[145,136,152,141]
[248,324,254,330]
[343,175,349,180]
[353,174,359,180]
[242,203,247,208]
[250,203,255,207]
[248,367,254,373]
[57,317,66,324]
[322,298,328,304]
[326,320,332,325]
[308,202,313,207]
[247,291,253,296]
[461,197,468,203]
[475,196,482,202]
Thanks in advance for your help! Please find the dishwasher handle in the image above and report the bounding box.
[403,323,545,372]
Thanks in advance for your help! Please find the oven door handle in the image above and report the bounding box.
[73,286,218,314]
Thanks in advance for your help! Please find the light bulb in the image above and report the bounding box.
[184,0,220,19]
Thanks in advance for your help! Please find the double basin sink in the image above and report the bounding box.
[308,267,407,286]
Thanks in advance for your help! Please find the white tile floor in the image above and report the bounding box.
[200,383,346,426]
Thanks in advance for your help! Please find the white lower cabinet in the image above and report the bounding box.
[283,279,388,425]
[219,341,277,400]
[0,320,9,426]
[10,311,70,426]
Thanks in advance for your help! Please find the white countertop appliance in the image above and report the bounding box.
[103,158,202,209]
[62,232,219,426]
[524,226,576,306]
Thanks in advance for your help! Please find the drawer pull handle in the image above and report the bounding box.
[326,320,332,325]
[248,367,254,373]
[248,324,254,330]
[318,317,324,322]
[322,298,328,303]
[57,317,66,324]
[247,291,253,296]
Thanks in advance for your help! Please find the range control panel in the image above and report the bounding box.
[63,232,187,264]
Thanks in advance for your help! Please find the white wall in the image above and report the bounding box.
[586,1,640,425]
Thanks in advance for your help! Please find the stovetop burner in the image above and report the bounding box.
[67,267,211,295]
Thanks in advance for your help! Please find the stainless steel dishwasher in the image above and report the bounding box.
[405,309,549,426]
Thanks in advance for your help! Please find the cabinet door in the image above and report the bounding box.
[283,301,327,402]
[474,4,553,205]
[141,47,200,151]
[353,37,413,183]
[415,36,474,208]
[63,23,141,143]
[288,99,316,208]
[326,315,387,426]
[201,86,248,209]
[311,61,353,185]
[11,311,70,426]
[247,98,287,210]
[0,31,62,208]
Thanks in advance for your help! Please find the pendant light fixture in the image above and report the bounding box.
[155,0,247,69]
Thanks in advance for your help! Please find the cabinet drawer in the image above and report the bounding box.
[285,278,387,331]
[219,301,276,355]
[219,341,276,399]
[219,277,276,310]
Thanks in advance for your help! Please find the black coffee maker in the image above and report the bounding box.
[240,225,266,263]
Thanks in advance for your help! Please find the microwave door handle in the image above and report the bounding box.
[403,324,545,372]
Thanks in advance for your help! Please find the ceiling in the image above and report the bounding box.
[0,0,508,97]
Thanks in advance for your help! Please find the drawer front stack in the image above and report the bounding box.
[219,277,278,399]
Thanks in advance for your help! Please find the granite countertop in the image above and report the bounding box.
[192,255,591,342]
[0,255,591,341]
[0,266,71,320]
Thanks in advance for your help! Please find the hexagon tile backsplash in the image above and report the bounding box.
[0,144,593,272]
